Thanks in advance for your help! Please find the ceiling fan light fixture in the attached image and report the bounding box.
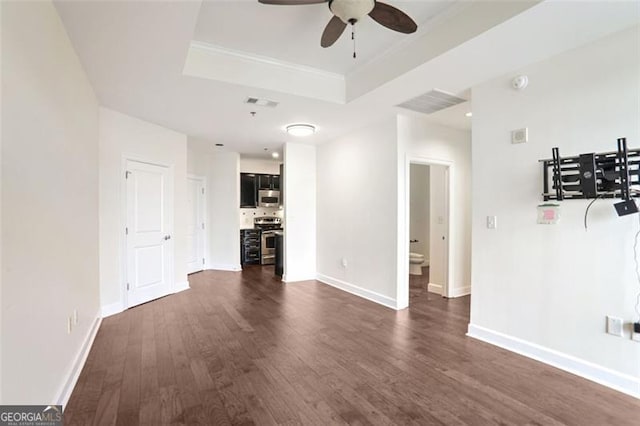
[330,0,375,24]
[286,124,316,137]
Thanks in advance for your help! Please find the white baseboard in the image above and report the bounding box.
[282,274,316,283]
[174,281,190,293]
[467,324,640,399]
[100,301,124,318]
[207,263,242,272]
[57,315,102,408]
[427,282,443,295]
[317,273,399,310]
[449,285,471,298]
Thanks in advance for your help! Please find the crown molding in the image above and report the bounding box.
[185,41,346,103]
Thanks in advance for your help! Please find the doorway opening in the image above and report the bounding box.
[399,158,452,308]
[187,175,206,274]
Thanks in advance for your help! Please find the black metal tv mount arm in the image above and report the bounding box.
[541,137,639,216]
[614,137,639,216]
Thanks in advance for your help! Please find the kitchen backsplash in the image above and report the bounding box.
[240,207,284,229]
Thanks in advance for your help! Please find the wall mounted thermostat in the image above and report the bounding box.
[512,128,528,144]
[537,203,560,224]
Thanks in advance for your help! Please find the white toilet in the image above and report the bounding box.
[409,252,426,275]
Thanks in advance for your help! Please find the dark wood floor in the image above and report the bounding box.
[65,266,640,425]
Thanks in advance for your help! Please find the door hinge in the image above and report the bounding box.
[126,282,130,291]
[201,223,205,230]
[201,188,205,194]
[125,227,129,235]
[202,258,205,265]
[125,171,132,179]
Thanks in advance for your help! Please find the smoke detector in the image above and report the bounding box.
[512,75,529,90]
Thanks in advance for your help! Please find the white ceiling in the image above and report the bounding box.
[194,0,457,75]
[53,0,639,157]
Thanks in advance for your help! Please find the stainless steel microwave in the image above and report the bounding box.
[258,190,280,207]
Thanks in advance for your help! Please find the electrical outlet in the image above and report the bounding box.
[73,309,78,325]
[341,258,348,268]
[67,317,73,334]
[606,315,623,337]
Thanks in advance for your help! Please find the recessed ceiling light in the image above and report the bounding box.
[286,124,316,137]
[465,112,473,117]
[272,152,280,159]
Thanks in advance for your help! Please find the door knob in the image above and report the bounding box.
[164,235,171,240]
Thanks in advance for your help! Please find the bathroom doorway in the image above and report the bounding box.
[401,158,452,307]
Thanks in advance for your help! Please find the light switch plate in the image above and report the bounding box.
[606,315,623,337]
[486,216,497,229]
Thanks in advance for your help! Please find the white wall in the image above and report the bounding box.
[0,0,4,403]
[429,165,447,292]
[208,152,241,270]
[240,157,281,175]
[187,145,241,271]
[1,0,100,403]
[316,119,400,307]
[398,115,472,298]
[409,164,430,263]
[100,108,188,312]
[469,26,640,396]
[284,143,316,282]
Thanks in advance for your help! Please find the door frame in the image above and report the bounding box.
[398,156,453,308]
[187,174,207,273]
[121,156,175,309]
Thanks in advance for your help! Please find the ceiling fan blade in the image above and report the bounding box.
[258,0,328,5]
[321,16,347,48]
[369,2,417,34]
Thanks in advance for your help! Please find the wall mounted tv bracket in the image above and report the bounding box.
[541,138,639,216]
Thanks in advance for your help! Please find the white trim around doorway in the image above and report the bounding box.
[398,156,454,308]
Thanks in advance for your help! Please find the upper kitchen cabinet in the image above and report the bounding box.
[240,173,257,208]
[258,174,280,191]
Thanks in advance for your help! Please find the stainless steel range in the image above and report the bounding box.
[254,217,282,265]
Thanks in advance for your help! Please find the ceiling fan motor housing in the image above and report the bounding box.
[329,0,375,24]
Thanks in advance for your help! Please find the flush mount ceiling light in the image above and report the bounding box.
[272,152,280,159]
[286,124,316,137]
[465,112,473,117]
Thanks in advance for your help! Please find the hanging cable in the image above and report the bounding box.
[633,211,640,322]
[631,188,640,322]
[584,191,615,230]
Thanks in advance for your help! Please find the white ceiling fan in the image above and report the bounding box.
[258,0,418,50]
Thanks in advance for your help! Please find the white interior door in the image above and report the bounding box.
[186,176,205,274]
[429,165,449,295]
[126,160,173,308]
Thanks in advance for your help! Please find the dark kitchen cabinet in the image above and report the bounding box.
[241,229,261,265]
[279,164,284,207]
[274,231,283,278]
[240,173,257,208]
[258,174,280,191]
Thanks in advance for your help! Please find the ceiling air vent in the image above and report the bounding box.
[397,89,466,115]
[245,97,279,108]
